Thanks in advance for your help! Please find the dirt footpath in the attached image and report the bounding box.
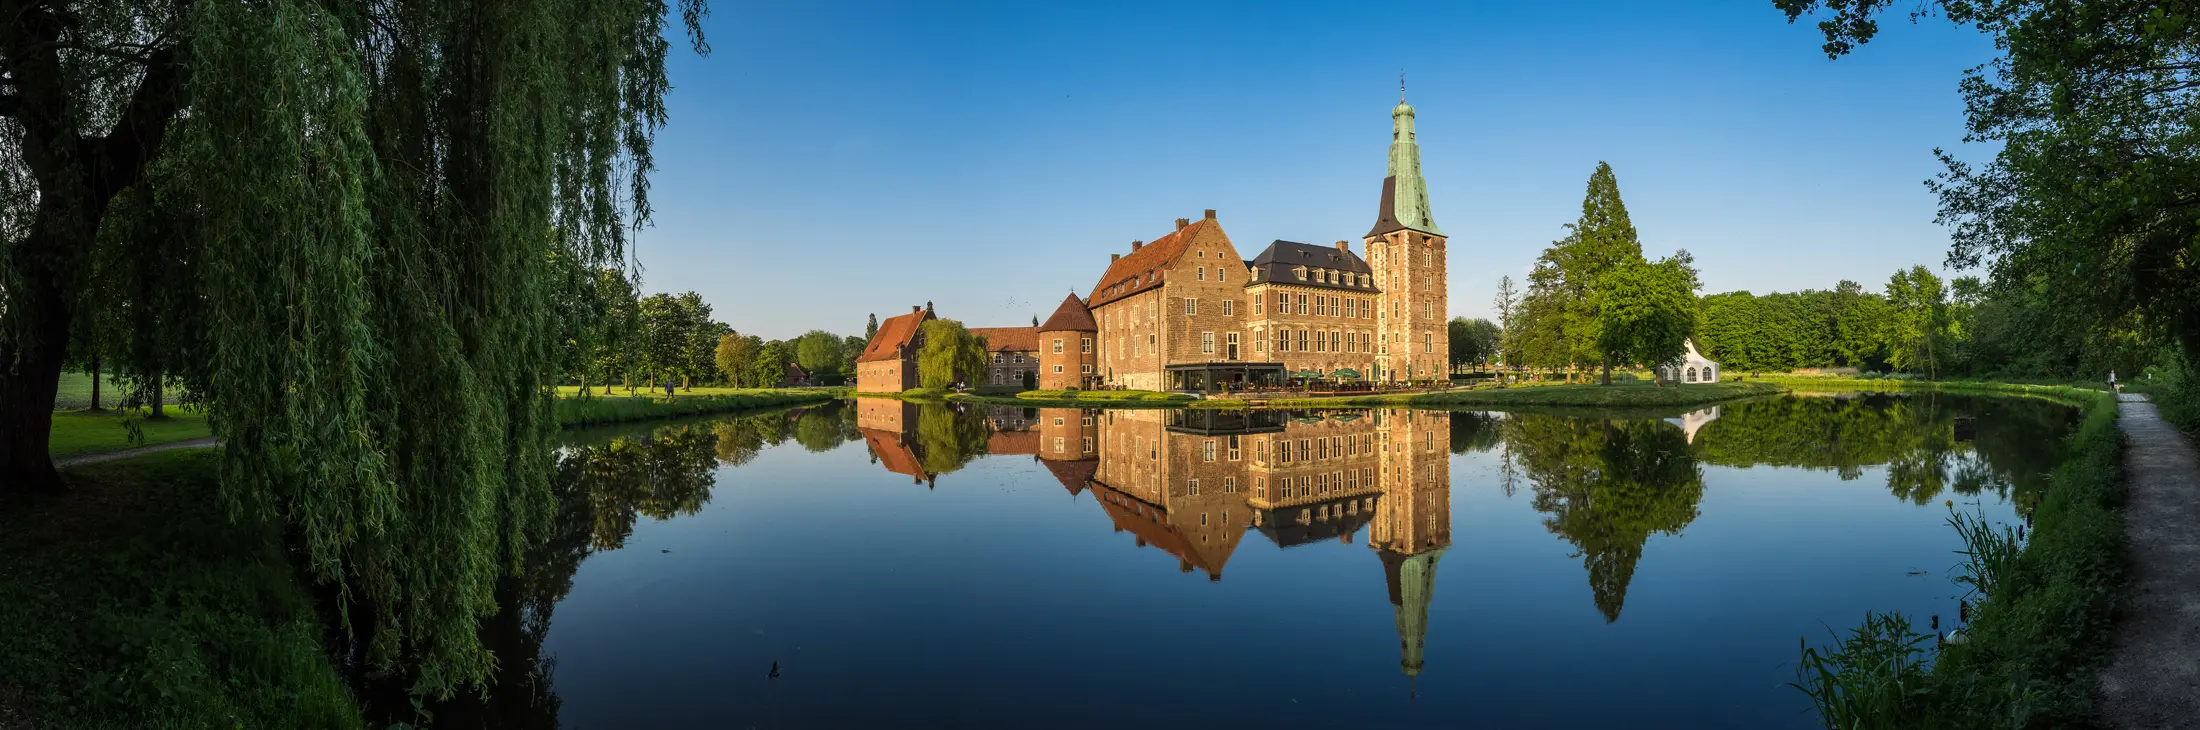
[2099,394,2200,728]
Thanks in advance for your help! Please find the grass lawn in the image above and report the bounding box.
[49,408,214,458]
[51,371,180,410]
[553,387,847,427]
[1193,380,1782,409]
[0,449,363,729]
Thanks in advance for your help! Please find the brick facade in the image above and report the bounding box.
[856,305,933,393]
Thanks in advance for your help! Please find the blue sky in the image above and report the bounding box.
[633,1,2000,340]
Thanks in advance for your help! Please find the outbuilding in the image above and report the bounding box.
[1657,340,1720,384]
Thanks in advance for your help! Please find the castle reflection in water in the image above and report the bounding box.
[855,399,1453,679]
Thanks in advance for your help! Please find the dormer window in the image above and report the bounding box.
[1293,266,1307,281]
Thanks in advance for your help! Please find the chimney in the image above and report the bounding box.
[1110,253,1121,263]
[1131,240,1143,251]
[1337,240,1350,252]
[912,305,922,314]
[1204,209,1216,220]
[1175,217,1190,230]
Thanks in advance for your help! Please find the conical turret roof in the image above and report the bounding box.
[1037,292,1097,332]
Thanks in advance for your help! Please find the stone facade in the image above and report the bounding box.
[1244,240,1385,379]
[1036,293,1099,390]
[1088,211,1254,391]
[1365,97,1450,383]
[969,326,1040,388]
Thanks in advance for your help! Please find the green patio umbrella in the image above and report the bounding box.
[1330,368,1362,379]
[1293,369,1324,379]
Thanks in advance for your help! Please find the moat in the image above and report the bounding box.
[451,393,2079,729]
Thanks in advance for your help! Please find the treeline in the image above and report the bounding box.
[565,269,869,391]
[1697,266,2152,380]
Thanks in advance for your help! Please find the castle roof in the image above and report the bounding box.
[856,306,933,363]
[1369,96,1443,238]
[968,326,1039,353]
[859,428,930,483]
[1245,240,1382,293]
[1037,293,1097,332]
[1039,457,1096,496]
[1086,216,1220,309]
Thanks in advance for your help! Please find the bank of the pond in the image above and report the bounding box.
[1223,380,1781,409]
[553,387,847,427]
[0,450,366,729]
[48,407,214,458]
[1796,385,2123,728]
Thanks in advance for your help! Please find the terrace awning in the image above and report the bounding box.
[1330,368,1362,379]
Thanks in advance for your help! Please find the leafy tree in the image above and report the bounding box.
[1449,317,1502,373]
[866,313,879,341]
[1885,266,1952,378]
[1594,255,1699,382]
[794,330,848,376]
[750,341,792,388]
[1527,162,1649,383]
[917,320,987,389]
[1492,275,1519,369]
[1779,1,2200,366]
[715,333,757,387]
[0,0,715,697]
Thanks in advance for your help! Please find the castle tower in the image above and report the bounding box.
[1368,409,1452,680]
[1365,90,1449,383]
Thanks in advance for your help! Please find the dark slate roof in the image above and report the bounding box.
[1037,292,1097,332]
[1244,240,1382,293]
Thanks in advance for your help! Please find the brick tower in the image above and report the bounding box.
[1364,87,1449,383]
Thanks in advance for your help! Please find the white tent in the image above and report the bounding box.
[1657,340,1720,384]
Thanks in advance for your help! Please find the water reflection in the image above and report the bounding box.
[438,393,2077,728]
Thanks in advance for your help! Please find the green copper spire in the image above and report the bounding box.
[1381,546,1447,678]
[1369,89,1444,238]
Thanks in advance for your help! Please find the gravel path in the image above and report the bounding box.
[52,437,218,469]
[2100,393,2200,728]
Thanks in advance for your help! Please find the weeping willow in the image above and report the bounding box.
[100,0,706,696]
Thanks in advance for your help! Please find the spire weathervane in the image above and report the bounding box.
[1399,71,1406,101]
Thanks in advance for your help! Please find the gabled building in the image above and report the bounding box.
[1086,210,1283,391]
[855,304,934,393]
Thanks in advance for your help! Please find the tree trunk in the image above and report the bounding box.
[89,357,102,410]
[1600,357,1612,386]
[0,264,74,494]
[150,376,165,419]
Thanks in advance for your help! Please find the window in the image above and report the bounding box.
[1186,298,1198,315]
[1051,339,1063,354]
[1013,353,1023,364]
[1296,295,1308,314]
[1297,330,1308,351]
[1201,332,1215,354]
[1189,478,1201,495]
[1148,334,1155,348]
[1053,365,1064,373]
[1218,267,1226,283]
[1054,437,1065,452]
[1424,301,1434,318]
[1256,477,1266,497]
[1222,300,1233,316]
[1200,513,1209,526]
[1081,337,1092,353]
[1254,296,1263,315]
[1293,267,1307,281]
[1226,332,1239,358]
[1275,328,1288,352]
[1425,333,1434,353]
[1081,364,1092,374]
[1197,266,1206,281]
[1228,436,1240,460]
[1203,440,1216,462]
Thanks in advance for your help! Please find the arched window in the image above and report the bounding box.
[1703,365,1715,382]
[1686,367,1698,383]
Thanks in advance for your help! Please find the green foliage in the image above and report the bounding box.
[917,320,987,390]
[0,450,364,728]
[1789,387,2123,728]
[747,342,792,389]
[1526,162,1648,374]
[1448,317,1502,372]
[794,329,851,376]
[552,388,845,428]
[1790,612,1938,728]
[1594,255,1699,379]
[1885,266,1952,379]
[1508,415,1705,620]
[714,332,756,386]
[912,404,991,475]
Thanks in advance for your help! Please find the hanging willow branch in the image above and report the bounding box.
[167,0,708,697]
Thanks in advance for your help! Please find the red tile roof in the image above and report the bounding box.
[1086,218,1212,309]
[1037,293,1097,332]
[859,428,930,483]
[1039,457,1096,496]
[858,307,933,364]
[968,326,1039,353]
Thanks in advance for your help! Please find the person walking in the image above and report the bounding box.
[2110,369,2120,393]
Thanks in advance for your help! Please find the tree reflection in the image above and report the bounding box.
[913,404,992,476]
[1688,393,2077,510]
[1508,415,1704,622]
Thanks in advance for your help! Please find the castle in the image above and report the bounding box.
[860,93,1450,393]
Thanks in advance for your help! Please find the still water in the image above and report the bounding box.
[463,393,2078,729]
